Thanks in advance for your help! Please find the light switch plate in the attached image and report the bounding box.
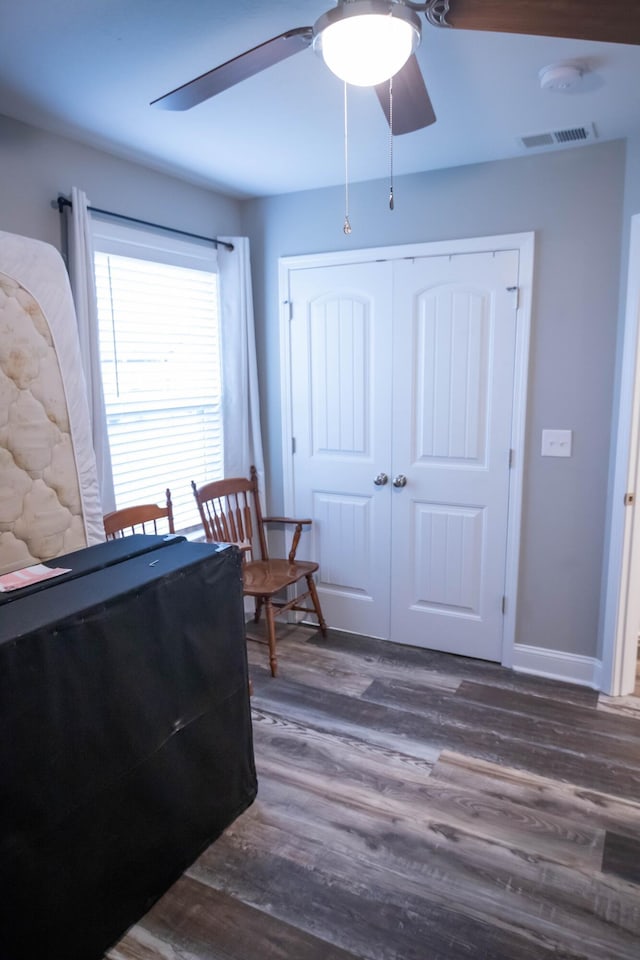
[541,429,572,457]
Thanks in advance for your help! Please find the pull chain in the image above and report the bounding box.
[388,76,394,211]
[343,81,352,235]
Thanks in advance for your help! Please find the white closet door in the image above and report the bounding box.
[289,260,394,638]
[288,248,520,661]
[390,251,519,659]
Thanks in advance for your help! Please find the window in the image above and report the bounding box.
[93,220,223,534]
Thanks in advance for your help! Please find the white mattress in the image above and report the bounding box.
[0,230,104,574]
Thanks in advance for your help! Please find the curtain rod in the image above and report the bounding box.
[55,196,234,251]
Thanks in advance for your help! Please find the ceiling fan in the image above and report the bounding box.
[152,0,640,136]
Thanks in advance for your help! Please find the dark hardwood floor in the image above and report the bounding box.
[108,627,640,960]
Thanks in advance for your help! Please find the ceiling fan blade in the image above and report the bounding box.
[151,27,313,110]
[375,55,436,135]
[443,0,640,45]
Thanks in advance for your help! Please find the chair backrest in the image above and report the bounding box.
[191,466,268,561]
[103,489,175,540]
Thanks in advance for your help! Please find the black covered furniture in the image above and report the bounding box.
[0,536,257,960]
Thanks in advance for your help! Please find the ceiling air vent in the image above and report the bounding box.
[519,123,597,150]
[520,132,555,148]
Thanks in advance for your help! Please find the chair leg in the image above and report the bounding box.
[264,598,278,677]
[306,575,327,636]
[253,597,263,624]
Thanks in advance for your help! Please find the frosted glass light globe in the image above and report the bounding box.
[318,13,418,87]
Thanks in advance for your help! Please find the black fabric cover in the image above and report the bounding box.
[0,533,184,608]
[0,539,256,960]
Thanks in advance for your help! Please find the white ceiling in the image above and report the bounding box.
[1,0,640,199]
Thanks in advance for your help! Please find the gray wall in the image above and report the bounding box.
[598,133,640,660]
[0,114,243,251]
[610,132,640,436]
[0,110,628,660]
[242,141,626,658]
[622,134,640,218]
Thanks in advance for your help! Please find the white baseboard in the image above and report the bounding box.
[511,644,602,690]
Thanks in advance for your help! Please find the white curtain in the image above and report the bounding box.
[66,187,116,512]
[218,237,265,494]
[65,207,263,514]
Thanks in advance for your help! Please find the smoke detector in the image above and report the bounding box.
[539,63,584,91]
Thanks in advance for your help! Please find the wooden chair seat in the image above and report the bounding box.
[243,558,320,595]
[191,466,326,676]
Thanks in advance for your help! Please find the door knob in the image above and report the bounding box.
[374,472,389,486]
[393,474,407,488]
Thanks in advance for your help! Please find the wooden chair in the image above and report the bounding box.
[103,490,175,539]
[191,466,327,677]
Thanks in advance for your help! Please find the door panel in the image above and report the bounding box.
[309,293,369,456]
[313,491,374,594]
[391,252,519,659]
[289,261,393,639]
[412,501,484,615]
[414,286,489,463]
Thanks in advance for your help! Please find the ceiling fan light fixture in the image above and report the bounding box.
[314,1,421,88]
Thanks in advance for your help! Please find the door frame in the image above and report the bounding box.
[279,232,535,666]
[601,213,640,696]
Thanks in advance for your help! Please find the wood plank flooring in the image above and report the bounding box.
[108,627,640,960]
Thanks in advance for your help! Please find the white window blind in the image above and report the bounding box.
[93,221,223,534]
